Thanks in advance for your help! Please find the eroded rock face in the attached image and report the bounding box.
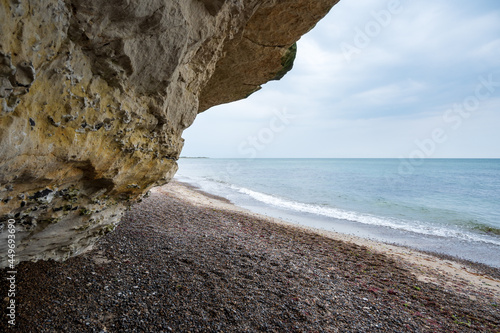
[0,0,338,267]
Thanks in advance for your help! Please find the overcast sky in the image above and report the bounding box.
[182,0,500,158]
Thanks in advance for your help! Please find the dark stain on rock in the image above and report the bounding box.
[30,188,53,200]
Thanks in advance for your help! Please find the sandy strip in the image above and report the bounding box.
[3,180,499,332]
[156,180,500,301]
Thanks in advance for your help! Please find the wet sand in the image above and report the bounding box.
[1,181,499,332]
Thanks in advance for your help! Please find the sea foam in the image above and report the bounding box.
[234,185,500,246]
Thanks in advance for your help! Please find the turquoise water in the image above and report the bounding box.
[175,158,500,267]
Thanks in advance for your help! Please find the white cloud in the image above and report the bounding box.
[182,0,500,158]
[349,80,426,106]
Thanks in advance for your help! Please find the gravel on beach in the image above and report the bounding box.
[1,182,499,332]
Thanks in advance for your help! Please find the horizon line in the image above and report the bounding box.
[179,157,500,159]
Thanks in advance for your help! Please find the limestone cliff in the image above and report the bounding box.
[0,0,339,267]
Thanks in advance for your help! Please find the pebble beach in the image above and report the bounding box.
[1,181,499,332]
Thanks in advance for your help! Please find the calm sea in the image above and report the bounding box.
[175,158,500,267]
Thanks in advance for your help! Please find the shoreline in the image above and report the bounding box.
[1,180,499,332]
[176,159,500,269]
[164,180,500,298]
